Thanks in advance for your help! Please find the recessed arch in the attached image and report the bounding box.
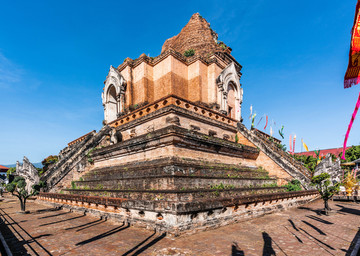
[106,85,117,122]
[102,66,127,123]
[216,62,243,121]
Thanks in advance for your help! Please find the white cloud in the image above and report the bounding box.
[0,52,24,88]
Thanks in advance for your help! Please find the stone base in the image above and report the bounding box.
[38,191,318,236]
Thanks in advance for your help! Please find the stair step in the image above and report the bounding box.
[74,176,276,190]
[64,186,287,201]
[83,164,268,181]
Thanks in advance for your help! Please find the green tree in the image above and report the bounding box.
[6,176,44,212]
[39,155,58,175]
[292,154,318,174]
[6,167,16,183]
[341,145,360,162]
[311,173,340,215]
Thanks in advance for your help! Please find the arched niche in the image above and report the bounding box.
[216,62,243,121]
[102,66,127,123]
[106,85,117,122]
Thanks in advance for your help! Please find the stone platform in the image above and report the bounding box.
[1,195,359,255]
[38,151,318,235]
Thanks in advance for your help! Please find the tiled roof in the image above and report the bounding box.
[295,147,351,158]
[0,165,9,171]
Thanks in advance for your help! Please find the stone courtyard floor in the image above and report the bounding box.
[0,195,359,256]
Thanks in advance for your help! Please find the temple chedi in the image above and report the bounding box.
[34,13,317,236]
[102,13,243,124]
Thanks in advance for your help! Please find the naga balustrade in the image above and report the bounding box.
[253,129,312,179]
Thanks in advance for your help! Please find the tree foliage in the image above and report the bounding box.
[292,154,318,174]
[39,155,58,175]
[6,176,44,212]
[6,167,16,183]
[311,173,340,215]
[341,145,360,163]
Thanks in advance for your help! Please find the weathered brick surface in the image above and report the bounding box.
[0,195,358,255]
[161,13,224,58]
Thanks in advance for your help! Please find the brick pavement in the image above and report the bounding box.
[0,195,359,255]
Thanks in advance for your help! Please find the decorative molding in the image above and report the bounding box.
[102,66,127,123]
[216,62,243,121]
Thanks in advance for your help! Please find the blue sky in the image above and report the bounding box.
[0,0,359,164]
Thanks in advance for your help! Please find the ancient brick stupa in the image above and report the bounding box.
[38,13,316,235]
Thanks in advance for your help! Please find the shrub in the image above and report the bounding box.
[284,179,302,191]
[184,49,195,57]
[71,181,77,189]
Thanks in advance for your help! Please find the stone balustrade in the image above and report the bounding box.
[38,193,127,213]
[68,130,96,147]
[253,129,312,179]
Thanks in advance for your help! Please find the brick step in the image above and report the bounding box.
[74,175,276,190]
[63,186,287,201]
[83,160,268,181]
[85,157,263,177]
[83,167,269,182]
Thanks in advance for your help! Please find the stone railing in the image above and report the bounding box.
[41,126,111,191]
[38,190,318,211]
[227,190,318,206]
[237,123,312,188]
[108,94,237,128]
[253,129,311,178]
[68,130,95,147]
[39,192,126,207]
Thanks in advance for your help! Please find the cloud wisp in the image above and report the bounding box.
[0,52,23,89]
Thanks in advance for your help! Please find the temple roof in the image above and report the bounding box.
[0,165,9,171]
[161,13,230,57]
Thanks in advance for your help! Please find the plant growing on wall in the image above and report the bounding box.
[284,179,302,191]
[184,49,195,57]
[311,173,340,215]
[6,176,44,212]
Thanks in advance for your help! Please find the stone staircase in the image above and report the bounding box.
[41,126,111,191]
[237,123,312,188]
[39,155,318,235]
[64,157,285,201]
[38,124,318,235]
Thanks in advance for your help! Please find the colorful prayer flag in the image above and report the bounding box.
[251,113,256,128]
[342,92,360,160]
[293,135,296,154]
[345,1,360,88]
[278,125,284,139]
[264,115,268,130]
[301,139,309,152]
[249,105,253,120]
